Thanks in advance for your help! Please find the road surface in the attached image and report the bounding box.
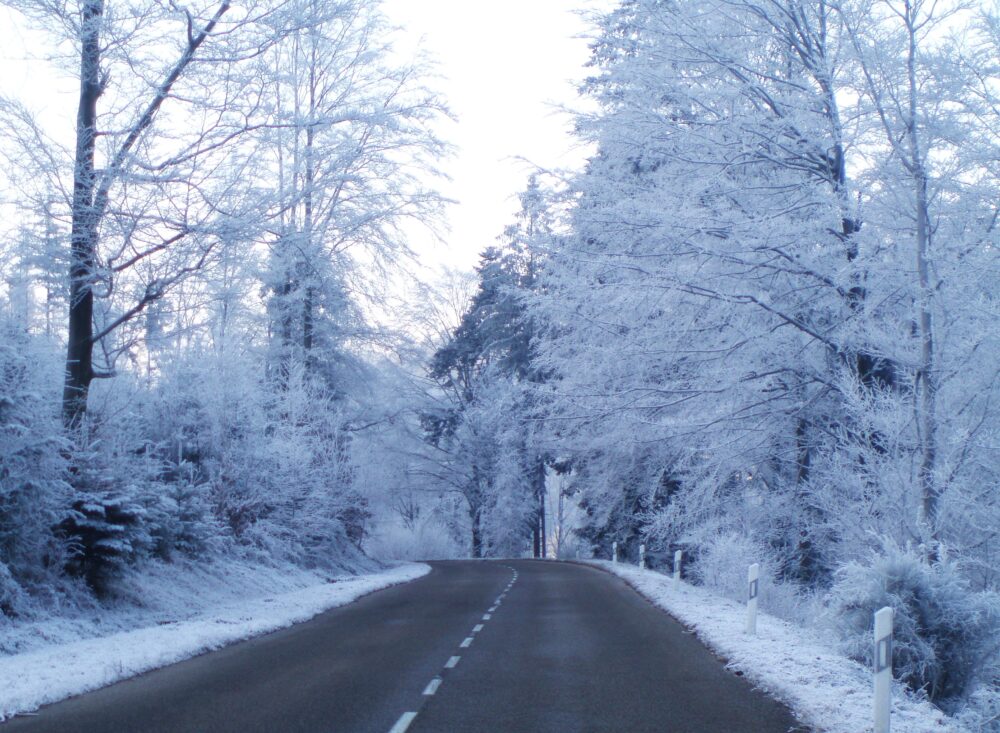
[2,560,804,732]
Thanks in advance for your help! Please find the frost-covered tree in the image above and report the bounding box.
[424,179,553,557]
[523,0,1000,716]
[0,316,70,611]
[264,0,446,386]
[0,0,448,601]
[533,0,1000,584]
[0,0,302,426]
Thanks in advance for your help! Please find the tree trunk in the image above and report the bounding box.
[277,271,295,387]
[300,30,317,368]
[62,0,104,428]
[902,1,938,545]
[915,175,938,541]
[537,458,547,559]
[471,508,482,559]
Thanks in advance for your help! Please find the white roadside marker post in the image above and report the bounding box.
[612,541,619,564]
[874,606,894,733]
[639,544,647,569]
[673,550,683,581]
[745,563,759,635]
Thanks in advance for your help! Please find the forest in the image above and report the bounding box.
[2,0,1000,728]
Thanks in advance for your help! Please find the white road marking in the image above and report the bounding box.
[473,624,484,632]
[483,613,491,620]
[488,605,497,612]
[423,678,442,696]
[389,712,417,733]
[445,656,460,668]
[460,636,473,648]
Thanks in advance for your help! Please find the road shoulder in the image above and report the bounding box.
[589,560,956,733]
[0,561,430,721]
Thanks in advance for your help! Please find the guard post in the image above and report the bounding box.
[874,606,893,733]
[745,563,759,635]
[612,541,619,564]
[673,550,683,581]
[639,544,646,569]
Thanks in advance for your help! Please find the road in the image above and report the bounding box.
[2,560,804,732]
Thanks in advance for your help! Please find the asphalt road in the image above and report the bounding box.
[3,560,804,732]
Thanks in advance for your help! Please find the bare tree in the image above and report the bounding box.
[265,0,448,384]
[2,0,295,426]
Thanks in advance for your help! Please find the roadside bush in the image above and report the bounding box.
[955,676,1000,733]
[0,323,72,599]
[691,531,815,624]
[0,562,27,617]
[828,545,1000,704]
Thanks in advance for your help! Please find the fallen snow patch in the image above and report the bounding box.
[591,561,962,733]
[0,562,429,721]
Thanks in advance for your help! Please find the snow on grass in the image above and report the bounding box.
[0,561,429,721]
[591,560,962,733]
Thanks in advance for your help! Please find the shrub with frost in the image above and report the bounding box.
[828,545,1000,704]
[0,321,71,608]
[691,531,815,624]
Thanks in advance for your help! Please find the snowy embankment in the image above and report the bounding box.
[591,561,961,733]
[0,560,429,721]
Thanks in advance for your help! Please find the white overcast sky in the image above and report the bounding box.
[1,1,607,275]
[375,0,604,272]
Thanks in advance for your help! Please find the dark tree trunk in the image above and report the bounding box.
[303,284,313,351]
[795,416,811,484]
[61,0,230,426]
[277,271,295,387]
[62,0,104,428]
[536,458,546,559]
[471,509,482,559]
[303,284,314,364]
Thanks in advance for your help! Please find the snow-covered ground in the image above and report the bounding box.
[591,560,962,733]
[0,560,429,721]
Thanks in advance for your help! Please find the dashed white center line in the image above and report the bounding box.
[423,678,442,696]
[389,711,417,733]
[387,569,519,733]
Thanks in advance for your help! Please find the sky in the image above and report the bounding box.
[381,0,605,273]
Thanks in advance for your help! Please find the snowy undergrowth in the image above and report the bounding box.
[591,560,961,733]
[365,516,465,560]
[0,559,429,721]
